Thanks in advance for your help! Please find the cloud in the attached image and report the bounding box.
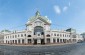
[63,6,68,12]
[63,2,71,12]
[54,5,61,14]
[54,3,70,15]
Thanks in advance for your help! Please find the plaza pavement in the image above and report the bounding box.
[0,42,84,55]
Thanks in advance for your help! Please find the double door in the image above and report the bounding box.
[34,39,45,45]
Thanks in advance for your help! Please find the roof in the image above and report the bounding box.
[81,32,85,35]
[26,11,51,25]
[1,30,11,32]
[66,28,76,33]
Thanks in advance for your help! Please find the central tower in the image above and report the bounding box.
[26,11,51,44]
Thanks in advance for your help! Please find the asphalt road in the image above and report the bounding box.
[0,42,85,55]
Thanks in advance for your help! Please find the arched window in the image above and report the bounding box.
[15,35,17,38]
[41,32,44,35]
[54,34,56,36]
[34,26,44,35]
[28,35,31,37]
[6,36,7,39]
[18,35,19,37]
[13,35,14,38]
[60,34,62,37]
[57,34,59,36]
[24,34,26,36]
[21,34,23,37]
[63,34,64,37]
[8,36,9,39]
[46,34,50,37]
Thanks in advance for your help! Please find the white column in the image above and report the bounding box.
[32,39,34,44]
[50,38,53,43]
[44,38,47,44]
[9,40,11,43]
[56,38,57,43]
[59,39,60,43]
[62,39,63,43]
[24,33,27,44]
[20,39,22,44]
[25,39,27,44]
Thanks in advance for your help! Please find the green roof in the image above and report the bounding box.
[1,30,11,32]
[35,11,40,16]
[66,28,76,33]
[81,32,85,35]
[28,11,50,23]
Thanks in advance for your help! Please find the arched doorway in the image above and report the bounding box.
[34,26,45,44]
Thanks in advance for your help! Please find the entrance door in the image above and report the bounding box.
[34,39,37,45]
[41,39,45,44]
[57,39,59,43]
[15,40,17,44]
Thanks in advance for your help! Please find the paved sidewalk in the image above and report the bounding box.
[0,43,75,47]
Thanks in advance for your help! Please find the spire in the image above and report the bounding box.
[35,11,40,16]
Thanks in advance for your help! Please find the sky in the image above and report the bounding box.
[0,0,85,33]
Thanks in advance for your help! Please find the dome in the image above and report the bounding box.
[26,11,51,24]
